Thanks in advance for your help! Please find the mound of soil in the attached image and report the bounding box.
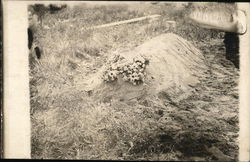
[85,33,207,102]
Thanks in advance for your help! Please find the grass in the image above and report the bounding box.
[29,2,239,160]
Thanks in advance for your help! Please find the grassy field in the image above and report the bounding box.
[29,2,239,160]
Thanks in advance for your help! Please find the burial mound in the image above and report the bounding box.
[85,33,207,102]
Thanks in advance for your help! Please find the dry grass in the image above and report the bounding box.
[30,2,239,160]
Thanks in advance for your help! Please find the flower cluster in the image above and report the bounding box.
[103,55,148,85]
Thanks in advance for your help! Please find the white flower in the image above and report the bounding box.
[136,62,142,66]
[123,66,128,71]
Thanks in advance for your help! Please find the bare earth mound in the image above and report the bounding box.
[86,33,207,102]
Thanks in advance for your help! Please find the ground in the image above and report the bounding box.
[29,2,239,160]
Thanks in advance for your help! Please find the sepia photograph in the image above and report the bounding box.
[2,1,250,161]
